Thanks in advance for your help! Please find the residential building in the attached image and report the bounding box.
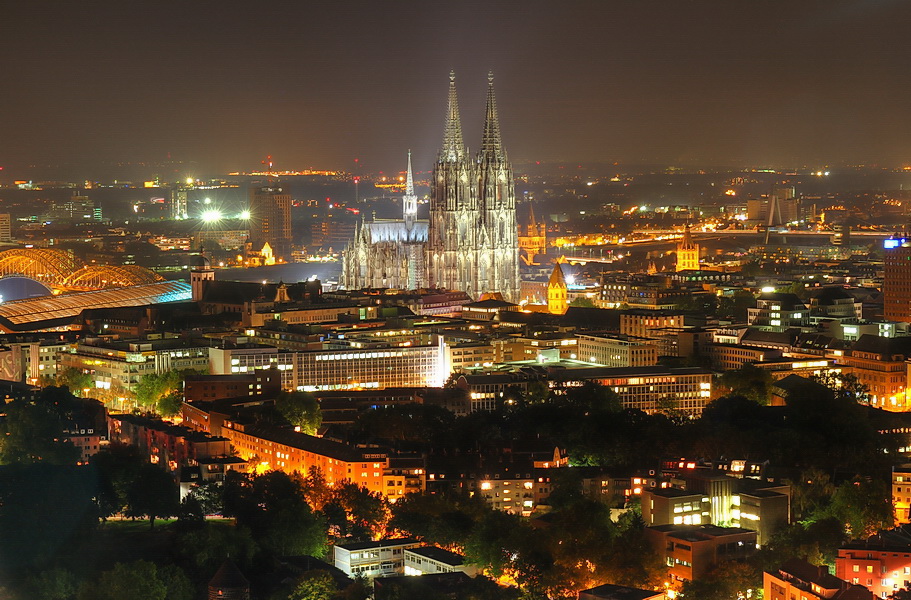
[107,412,231,473]
[766,558,873,600]
[183,369,281,402]
[403,547,477,578]
[221,423,390,493]
[647,524,756,590]
[747,292,810,332]
[835,526,911,597]
[894,465,911,524]
[333,538,420,579]
[840,335,911,410]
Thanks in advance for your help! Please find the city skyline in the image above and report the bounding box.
[4,1,911,178]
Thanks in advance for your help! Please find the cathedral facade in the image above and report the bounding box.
[342,72,520,302]
[341,151,427,291]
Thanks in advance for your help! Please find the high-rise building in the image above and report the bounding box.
[884,237,911,323]
[0,214,12,242]
[676,225,700,271]
[249,186,292,262]
[343,72,520,301]
[170,185,189,220]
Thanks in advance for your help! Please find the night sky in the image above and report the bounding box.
[3,0,911,176]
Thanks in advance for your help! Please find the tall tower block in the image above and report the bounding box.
[884,236,911,323]
[249,186,292,262]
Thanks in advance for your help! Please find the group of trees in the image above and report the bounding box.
[390,488,661,599]
[673,289,756,320]
[134,368,206,416]
[0,386,84,465]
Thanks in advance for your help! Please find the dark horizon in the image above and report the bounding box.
[4,1,911,179]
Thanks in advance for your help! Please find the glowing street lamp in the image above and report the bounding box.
[201,209,222,223]
[239,210,251,220]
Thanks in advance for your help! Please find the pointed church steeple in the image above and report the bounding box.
[403,150,417,228]
[481,71,505,161]
[440,71,465,163]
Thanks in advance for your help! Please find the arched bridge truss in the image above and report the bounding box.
[0,249,164,292]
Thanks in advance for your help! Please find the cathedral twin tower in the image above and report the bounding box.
[342,72,520,303]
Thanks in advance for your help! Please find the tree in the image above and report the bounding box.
[523,380,551,404]
[655,395,688,424]
[681,560,761,600]
[789,468,836,522]
[0,397,80,465]
[288,570,336,600]
[824,477,893,538]
[184,480,224,516]
[27,567,78,600]
[327,481,389,540]
[716,364,774,405]
[276,391,323,435]
[717,289,756,321]
[134,368,204,415]
[564,380,622,414]
[56,367,94,396]
[173,522,257,572]
[77,560,192,600]
[226,470,328,558]
[0,465,99,573]
[569,296,596,308]
[674,293,719,316]
[157,391,184,417]
[124,463,179,529]
[812,371,871,405]
[91,443,146,519]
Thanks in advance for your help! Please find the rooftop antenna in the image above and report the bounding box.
[261,155,274,178]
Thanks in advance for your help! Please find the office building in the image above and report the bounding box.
[885,237,911,323]
[249,186,292,262]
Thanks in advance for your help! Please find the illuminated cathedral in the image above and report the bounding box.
[342,72,520,302]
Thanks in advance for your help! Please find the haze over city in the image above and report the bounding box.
[4,0,911,178]
[9,3,911,600]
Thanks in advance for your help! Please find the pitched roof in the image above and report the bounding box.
[208,560,249,590]
[548,263,566,288]
[239,424,382,463]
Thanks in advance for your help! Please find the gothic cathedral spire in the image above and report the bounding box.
[481,71,505,162]
[440,71,465,163]
[403,150,417,228]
